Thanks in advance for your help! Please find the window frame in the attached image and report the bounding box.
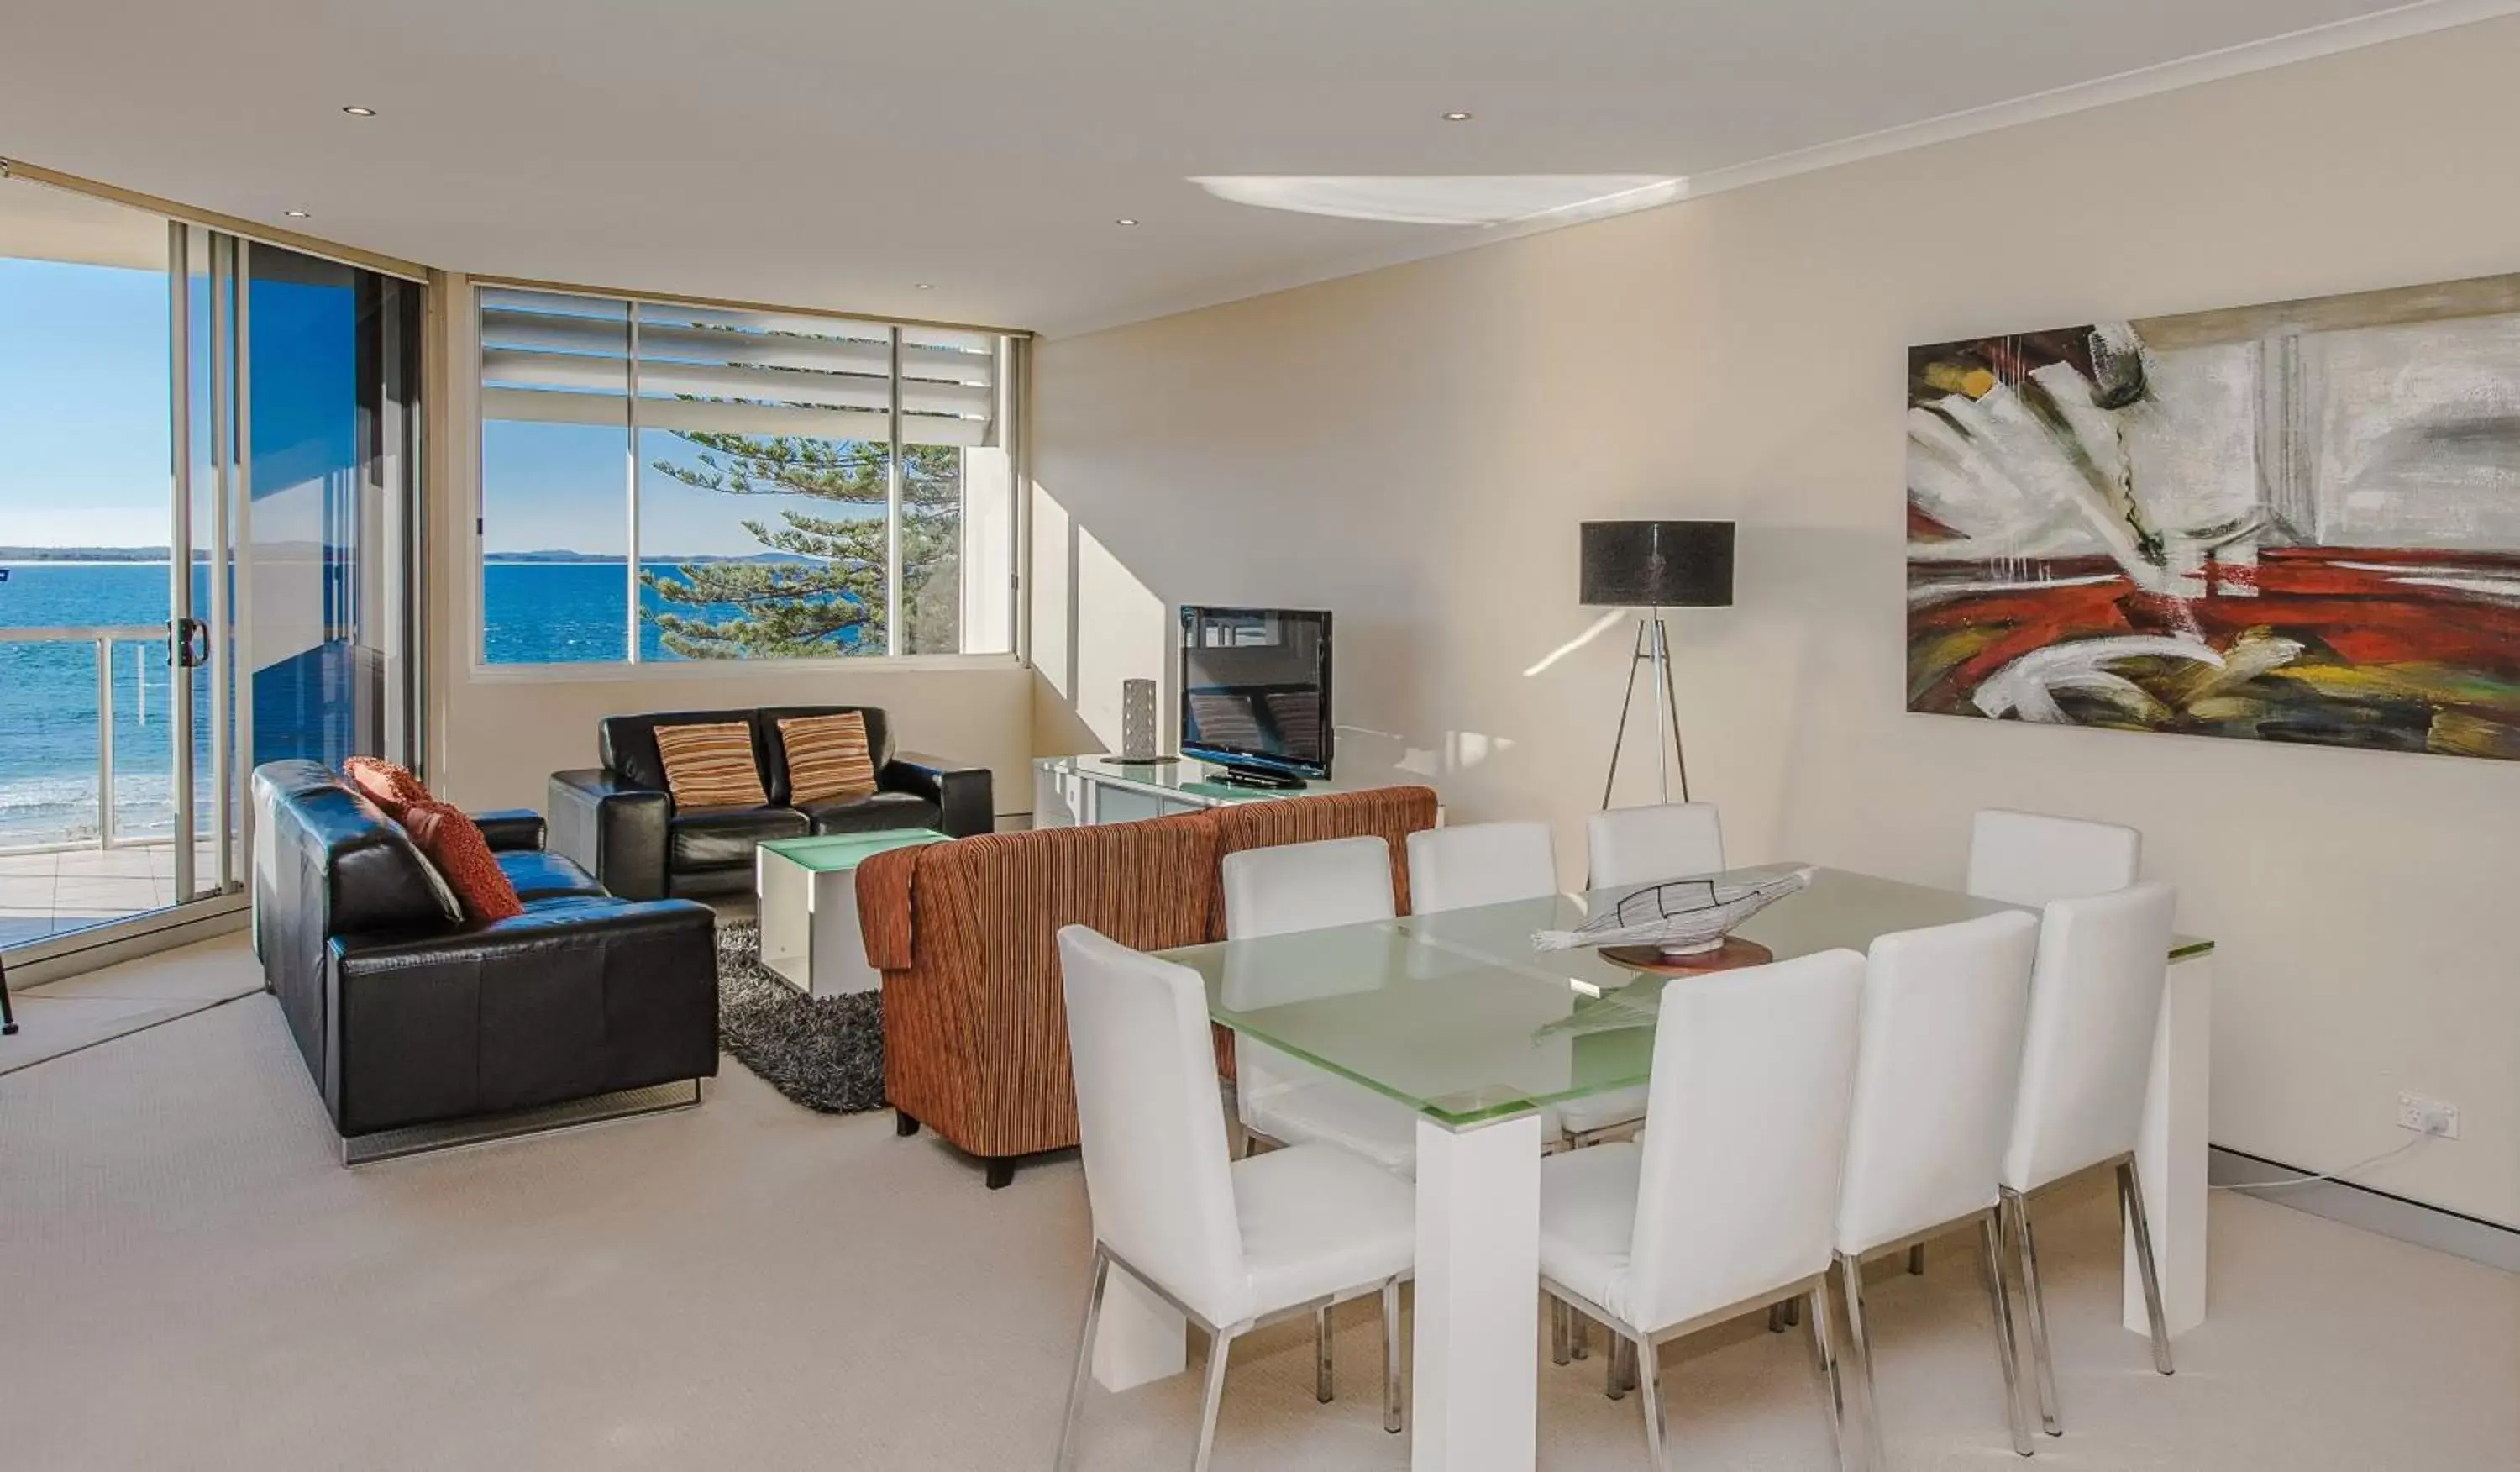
[464,280,1028,680]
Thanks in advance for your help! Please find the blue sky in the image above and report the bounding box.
[0,259,173,547]
[1,255,872,558]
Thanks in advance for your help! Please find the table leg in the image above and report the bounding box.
[1414,1112,1544,1471]
[1091,1260,1188,1391]
[2129,951,2210,1338]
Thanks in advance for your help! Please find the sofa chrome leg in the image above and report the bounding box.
[1908,1243,1927,1275]
[1552,1296,1572,1366]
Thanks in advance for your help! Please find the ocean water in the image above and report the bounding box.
[1,560,869,848]
[0,562,209,848]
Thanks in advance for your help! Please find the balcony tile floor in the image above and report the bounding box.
[0,844,220,950]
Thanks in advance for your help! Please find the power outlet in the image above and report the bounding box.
[2397,1092,2461,1139]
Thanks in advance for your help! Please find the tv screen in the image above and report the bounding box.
[1179,607,1333,780]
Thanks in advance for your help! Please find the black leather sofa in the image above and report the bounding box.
[547,705,993,901]
[252,760,719,1156]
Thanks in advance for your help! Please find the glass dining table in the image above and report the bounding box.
[1086,864,2216,1472]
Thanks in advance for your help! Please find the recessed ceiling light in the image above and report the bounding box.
[342,106,376,117]
[283,210,310,218]
[914,282,932,290]
[1442,111,1473,122]
[1114,218,1139,227]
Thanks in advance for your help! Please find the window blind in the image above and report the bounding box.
[477,287,997,447]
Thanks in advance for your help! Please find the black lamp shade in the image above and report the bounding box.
[1579,521,1735,607]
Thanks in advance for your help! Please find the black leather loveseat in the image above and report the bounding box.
[546,705,993,901]
[252,760,719,1158]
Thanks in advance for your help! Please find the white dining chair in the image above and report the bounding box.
[1586,801,1727,889]
[1407,821,1559,914]
[2000,881,2180,1438]
[1222,836,1421,1179]
[1966,809,2141,908]
[1834,908,2041,1465]
[1560,803,1727,1154]
[1054,925,1415,1470]
[1539,949,1867,1470]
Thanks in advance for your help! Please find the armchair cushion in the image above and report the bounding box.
[798,788,942,837]
[669,804,810,870]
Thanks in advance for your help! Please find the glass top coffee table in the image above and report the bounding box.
[753,829,948,998]
[1087,862,2216,1470]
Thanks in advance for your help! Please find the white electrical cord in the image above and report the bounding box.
[2212,1133,2429,1192]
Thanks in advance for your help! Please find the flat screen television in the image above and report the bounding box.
[1179,607,1333,786]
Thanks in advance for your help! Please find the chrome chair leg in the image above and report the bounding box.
[2118,1159,2176,1376]
[2007,1191,2062,1435]
[1838,1255,1888,1472]
[1191,1326,1236,1472]
[1054,1247,1112,1472]
[1315,1304,1334,1403]
[1606,1334,1633,1400]
[1908,1243,1927,1275]
[1381,1279,1404,1434]
[1978,1213,2034,1457]
[1632,1334,1668,1469]
[1808,1285,1852,1472]
[1552,1296,1572,1366]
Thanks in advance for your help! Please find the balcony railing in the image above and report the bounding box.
[0,624,180,855]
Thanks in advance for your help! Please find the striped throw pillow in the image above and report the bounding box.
[654,722,769,809]
[780,712,879,804]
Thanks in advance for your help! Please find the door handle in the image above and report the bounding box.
[171,617,209,669]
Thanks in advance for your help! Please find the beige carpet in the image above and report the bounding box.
[0,932,265,1075]
[3,944,2514,1471]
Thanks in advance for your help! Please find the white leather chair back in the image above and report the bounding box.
[2002,882,2177,1192]
[1407,822,1559,914]
[1625,950,1866,1332]
[1057,924,1249,1325]
[1586,802,1725,889]
[1221,835,1396,940]
[1966,808,2140,907]
[1835,909,2039,1257]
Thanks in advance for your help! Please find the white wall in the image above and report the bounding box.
[423,273,1035,818]
[1033,21,2520,1228]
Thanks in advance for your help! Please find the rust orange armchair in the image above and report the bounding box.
[857,786,1439,1188]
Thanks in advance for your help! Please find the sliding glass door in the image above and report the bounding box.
[0,173,421,973]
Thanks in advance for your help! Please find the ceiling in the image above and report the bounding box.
[0,2,2496,335]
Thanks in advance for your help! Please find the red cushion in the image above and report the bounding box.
[402,802,526,925]
[344,756,432,821]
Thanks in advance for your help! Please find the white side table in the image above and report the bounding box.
[755,829,948,998]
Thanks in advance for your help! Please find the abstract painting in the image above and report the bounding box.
[1908,273,2520,761]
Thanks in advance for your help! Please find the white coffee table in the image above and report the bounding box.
[754,829,948,997]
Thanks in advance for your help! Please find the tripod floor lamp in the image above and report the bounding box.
[1581,520,1735,807]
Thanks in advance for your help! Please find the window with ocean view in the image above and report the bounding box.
[476,288,1019,666]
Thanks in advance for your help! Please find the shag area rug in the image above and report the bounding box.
[715,920,886,1114]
